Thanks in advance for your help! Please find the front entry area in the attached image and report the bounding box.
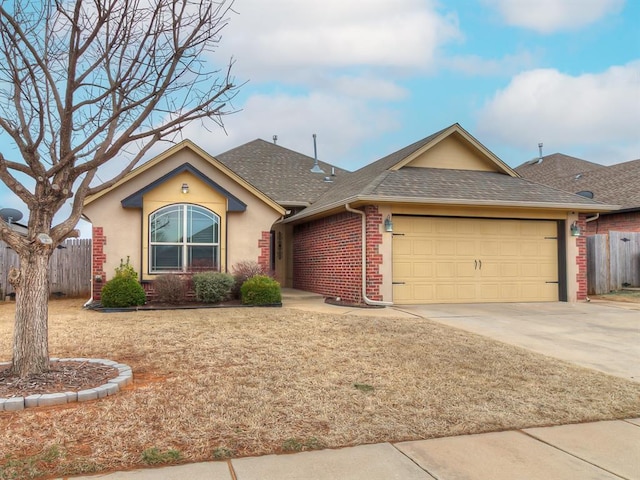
[392,216,561,304]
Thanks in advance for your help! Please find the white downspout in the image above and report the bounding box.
[345,204,393,306]
[586,213,599,223]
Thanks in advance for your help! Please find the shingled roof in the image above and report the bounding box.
[287,126,611,222]
[517,156,639,211]
[515,153,605,185]
[215,139,349,206]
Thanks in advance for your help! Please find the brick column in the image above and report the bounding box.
[258,231,271,274]
[364,205,383,301]
[576,214,587,300]
[92,226,107,300]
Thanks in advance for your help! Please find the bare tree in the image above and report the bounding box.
[0,0,239,377]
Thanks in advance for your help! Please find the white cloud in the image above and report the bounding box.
[443,51,538,77]
[482,0,624,33]
[180,91,400,169]
[476,61,640,164]
[329,76,409,100]
[218,0,461,81]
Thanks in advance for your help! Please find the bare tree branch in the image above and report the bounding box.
[0,0,239,241]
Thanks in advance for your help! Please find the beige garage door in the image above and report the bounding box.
[393,216,559,304]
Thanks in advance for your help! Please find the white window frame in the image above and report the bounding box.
[149,204,220,273]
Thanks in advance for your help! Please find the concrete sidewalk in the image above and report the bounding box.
[68,418,640,479]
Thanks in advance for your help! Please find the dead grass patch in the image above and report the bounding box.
[1,299,639,478]
[592,289,640,303]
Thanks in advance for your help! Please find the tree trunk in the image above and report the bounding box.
[10,250,52,377]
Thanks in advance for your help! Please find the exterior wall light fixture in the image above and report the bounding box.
[181,183,189,194]
[570,221,581,237]
[384,215,393,232]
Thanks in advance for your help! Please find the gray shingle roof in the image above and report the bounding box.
[515,153,605,184]
[373,167,609,204]
[288,130,609,221]
[289,130,445,212]
[517,155,640,210]
[215,139,349,205]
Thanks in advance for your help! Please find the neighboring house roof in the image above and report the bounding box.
[287,124,613,222]
[516,156,639,211]
[215,139,349,207]
[515,153,605,185]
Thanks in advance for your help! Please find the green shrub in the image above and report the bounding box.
[192,272,235,303]
[101,276,146,308]
[231,260,267,299]
[115,256,137,279]
[153,274,188,304]
[240,275,281,305]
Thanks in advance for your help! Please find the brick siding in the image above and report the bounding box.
[364,206,384,301]
[585,211,640,235]
[92,226,106,300]
[293,211,363,303]
[292,206,385,303]
[576,215,587,300]
[258,231,271,273]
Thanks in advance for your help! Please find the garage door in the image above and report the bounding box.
[392,216,559,303]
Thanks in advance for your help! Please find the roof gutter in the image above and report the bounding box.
[285,195,619,224]
[345,203,393,307]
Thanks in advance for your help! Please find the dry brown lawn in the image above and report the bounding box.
[1,299,639,478]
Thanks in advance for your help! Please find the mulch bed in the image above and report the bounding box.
[0,361,119,398]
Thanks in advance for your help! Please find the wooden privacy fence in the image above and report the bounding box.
[0,238,92,298]
[587,231,640,295]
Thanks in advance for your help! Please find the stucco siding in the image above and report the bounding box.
[83,146,282,290]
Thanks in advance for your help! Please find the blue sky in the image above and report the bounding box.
[190,0,639,170]
[0,0,639,232]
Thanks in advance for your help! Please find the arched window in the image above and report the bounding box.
[149,204,220,273]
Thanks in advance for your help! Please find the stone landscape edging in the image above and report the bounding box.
[0,358,133,411]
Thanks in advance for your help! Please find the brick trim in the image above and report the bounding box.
[258,231,271,273]
[364,206,383,301]
[92,226,107,300]
[576,214,587,300]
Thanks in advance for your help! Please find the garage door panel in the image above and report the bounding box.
[413,239,433,255]
[412,262,433,278]
[393,216,559,304]
[479,283,500,301]
[480,241,499,256]
[394,237,413,255]
[456,239,476,255]
[478,262,499,277]
[436,240,456,255]
[499,263,520,278]
[436,262,456,279]
[456,261,476,278]
[539,263,558,278]
[500,241,520,256]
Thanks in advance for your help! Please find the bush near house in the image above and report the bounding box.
[192,272,235,303]
[100,258,146,308]
[241,275,281,305]
[101,276,147,308]
[153,274,188,304]
[231,260,267,299]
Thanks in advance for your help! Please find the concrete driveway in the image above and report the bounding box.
[393,301,640,382]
